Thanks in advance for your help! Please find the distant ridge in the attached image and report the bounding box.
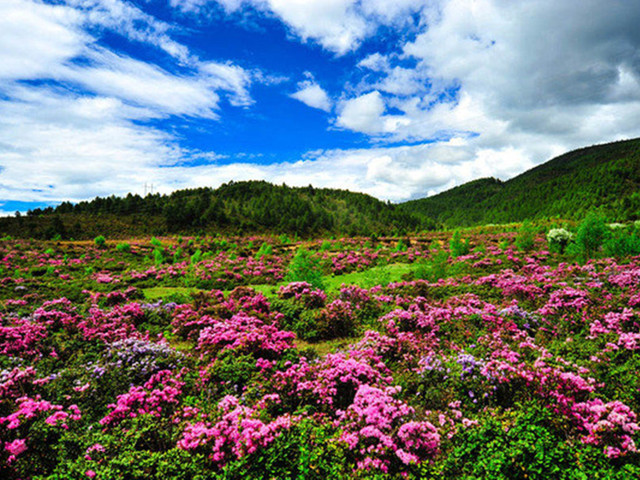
[401,138,640,226]
[0,181,423,239]
[2,138,640,239]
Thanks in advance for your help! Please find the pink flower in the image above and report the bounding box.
[5,438,27,456]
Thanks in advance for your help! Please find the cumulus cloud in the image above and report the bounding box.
[290,75,332,112]
[0,0,84,80]
[336,91,410,135]
[185,0,429,54]
[4,0,640,207]
[327,0,640,191]
[0,0,259,203]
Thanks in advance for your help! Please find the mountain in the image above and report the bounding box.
[3,138,640,239]
[0,181,425,239]
[401,138,640,227]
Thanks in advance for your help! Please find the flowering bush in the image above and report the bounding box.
[1,233,640,478]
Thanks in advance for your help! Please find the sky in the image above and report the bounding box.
[2,0,640,215]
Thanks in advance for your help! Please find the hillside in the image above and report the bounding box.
[3,138,640,239]
[402,138,640,226]
[0,181,425,239]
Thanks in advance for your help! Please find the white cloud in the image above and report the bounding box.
[67,0,192,62]
[330,0,640,180]
[0,0,85,80]
[185,0,429,55]
[336,91,410,135]
[290,77,332,112]
[4,0,640,208]
[61,48,221,117]
[0,85,179,202]
[0,0,261,204]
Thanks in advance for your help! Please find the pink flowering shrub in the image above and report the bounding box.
[573,399,640,458]
[0,317,48,358]
[178,394,295,468]
[338,385,439,473]
[273,349,393,411]
[278,281,327,308]
[99,370,184,427]
[196,313,295,359]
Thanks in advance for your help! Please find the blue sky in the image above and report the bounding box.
[2,0,640,215]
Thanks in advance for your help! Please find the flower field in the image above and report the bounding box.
[2,224,640,479]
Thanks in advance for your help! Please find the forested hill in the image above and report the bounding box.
[3,138,640,239]
[0,181,424,239]
[401,138,640,227]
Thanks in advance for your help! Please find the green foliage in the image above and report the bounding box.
[449,231,470,257]
[393,239,408,252]
[115,242,131,253]
[402,138,640,227]
[515,221,537,252]
[575,214,609,259]
[440,405,572,479]
[414,250,452,282]
[255,242,273,259]
[153,248,165,265]
[94,235,106,248]
[221,418,347,479]
[150,237,162,248]
[603,227,640,258]
[189,249,202,264]
[285,247,324,289]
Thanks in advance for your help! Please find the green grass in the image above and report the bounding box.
[322,262,414,291]
[145,263,417,303]
[142,286,201,300]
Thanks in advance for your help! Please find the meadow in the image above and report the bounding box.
[2,218,640,479]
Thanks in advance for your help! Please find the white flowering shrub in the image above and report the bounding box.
[547,228,574,253]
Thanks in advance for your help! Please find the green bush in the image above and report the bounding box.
[603,228,640,258]
[575,214,609,259]
[414,250,451,282]
[116,242,131,253]
[94,235,106,248]
[449,231,470,257]
[190,249,202,264]
[393,239,408,252]
[515,221,536,252]
[255,242,273,259]
[221,418,347,479]
[440,404,573,479]
[285,248,324,289]
[153,248,165,265]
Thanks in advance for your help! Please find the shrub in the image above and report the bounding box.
[116,242,131,253]
[94,235,106,248]
[546,228,573,253]
[190,249,202,264]
[414,250,451,282]
[603,228,640,258]
[449,231,469,257]
[285,248,324,290]
[255,242,273,259]
[515,221,536,252]
[393,239,408,253]
[153,248,165,265]
[575,214,609,259]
